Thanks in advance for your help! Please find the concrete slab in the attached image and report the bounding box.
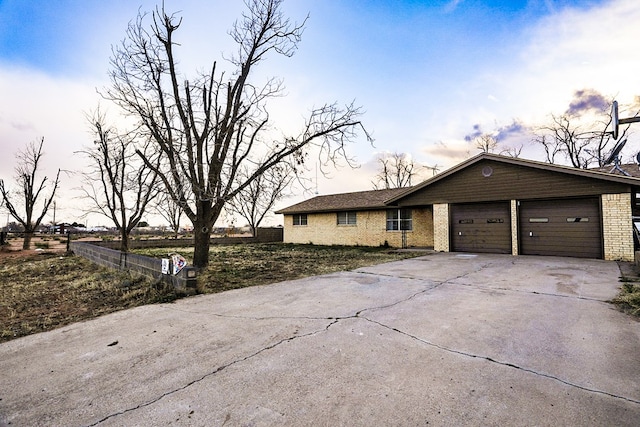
[1,253,639,426]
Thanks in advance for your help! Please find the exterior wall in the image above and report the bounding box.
[433,203,450,252]
[398,158,632,206]
[601,193,634,261]
[510,199,518,256]
[282,208,434,248]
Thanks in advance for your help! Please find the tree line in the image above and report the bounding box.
[1,0,636,265]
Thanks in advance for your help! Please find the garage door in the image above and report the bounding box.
[451,202,511,254]
[519,198,602,258]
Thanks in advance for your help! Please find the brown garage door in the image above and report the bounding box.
[519,198,602,258]
[451,202,511,254]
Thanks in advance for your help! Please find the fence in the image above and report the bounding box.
[3,227,283,291]
[68,227,283,290]
[92,227,283,250]
[69,241,198,290]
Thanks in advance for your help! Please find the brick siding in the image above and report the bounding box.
[510,200,518,255]
[601,193,634,261]
[283,208,434,248]
[432,203,449,252]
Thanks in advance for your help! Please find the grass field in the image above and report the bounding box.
[0,243,423,342]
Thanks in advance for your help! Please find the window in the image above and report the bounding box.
[293,214,308,226]
[529,218,549,223]
[567,217,589,222]
[337,211,357,225]
[386,209,412,231]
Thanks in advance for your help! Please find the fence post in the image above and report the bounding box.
[66,231,71,252]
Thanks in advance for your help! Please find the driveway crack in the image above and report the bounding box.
[84,319,339,427]
[361,317,640,406]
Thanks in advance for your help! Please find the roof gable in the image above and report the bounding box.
[388,153,640,206]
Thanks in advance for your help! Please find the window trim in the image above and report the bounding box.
[293,214,308,226]
[337,211,357,226]
[386,208,412,231]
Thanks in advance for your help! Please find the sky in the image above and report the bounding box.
[1,0,640,227]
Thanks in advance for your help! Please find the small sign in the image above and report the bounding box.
[171,254,187,275]
[161,258,170,275]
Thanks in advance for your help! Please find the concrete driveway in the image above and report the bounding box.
[1,253,639,426]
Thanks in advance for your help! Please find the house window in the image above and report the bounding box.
[529,218,549,223]
[567,217,589,222]
[337,211,357,225]
[293,214,308,226]
[386,209,412,231]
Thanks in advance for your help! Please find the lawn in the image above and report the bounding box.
[0,243,423,342]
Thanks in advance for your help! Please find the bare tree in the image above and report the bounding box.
[372,152,418,189]
[534,114,593,168]
[228,163,293,236]
[533,94,633,168]
[475,134,498,153]
[152,191,185,239]
[0,137,60,249]
[500,144,523,158]
[79,114,160,252]
[102,0,369,267]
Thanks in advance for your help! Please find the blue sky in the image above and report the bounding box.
[1,0,639,226]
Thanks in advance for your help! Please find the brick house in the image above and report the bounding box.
[277,153,640,261]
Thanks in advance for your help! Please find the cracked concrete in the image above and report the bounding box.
[1,253,639,426]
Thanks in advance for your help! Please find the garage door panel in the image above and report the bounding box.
[519,198,602,258]
[451,202,511,254]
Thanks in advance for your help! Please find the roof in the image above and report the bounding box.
[277,153,640,215]
[275,187,410,215]
[591,163,640,178]
[386,153,640,204]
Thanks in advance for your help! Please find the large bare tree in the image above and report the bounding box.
[102,0,369,267]
[79,115,160,252]
[0,137,60,249]
[372,152,418,189]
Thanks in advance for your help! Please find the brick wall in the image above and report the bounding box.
[433,203,449,252]
[601,193,634,261]
[510,200,518,256]
[283,208,434,248]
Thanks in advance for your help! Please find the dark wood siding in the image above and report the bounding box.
[451,202,511,254]
[519,198,602,258]
[396,160,630,206]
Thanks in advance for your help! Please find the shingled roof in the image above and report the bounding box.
[275,187,411,214]
[591,163,640,178]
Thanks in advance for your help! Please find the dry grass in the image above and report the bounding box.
[135,243,423,292]
[0,251,180,342]
[612,283,640,316]
[1,243,423,342]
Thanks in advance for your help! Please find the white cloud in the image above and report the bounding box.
[419,0,640,169]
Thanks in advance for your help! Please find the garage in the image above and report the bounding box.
[451,202,511,254]
[519,198,602,258]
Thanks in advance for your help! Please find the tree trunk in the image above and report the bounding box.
[120,228,130,252]
[193,226,211,268]
[22,232,33,250]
